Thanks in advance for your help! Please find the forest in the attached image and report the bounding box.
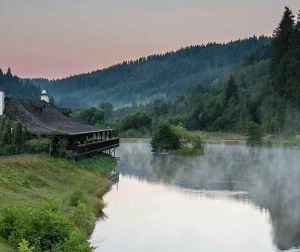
[73,7,300,138]
[0,68,40,99]
[2,6,299,138]
[31,36,269,109]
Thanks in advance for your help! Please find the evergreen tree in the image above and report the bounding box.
[224,74,238,102]
[6,67,12,77]
[246,121,263,145]
[270,6,295,98]
[289,10,300,107]
[13,121,23,146]
[0,116,7,143]
[2,121,12,145]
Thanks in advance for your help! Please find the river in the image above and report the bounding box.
[90,141,300,252]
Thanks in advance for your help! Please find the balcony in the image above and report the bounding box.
[67,138,119,157]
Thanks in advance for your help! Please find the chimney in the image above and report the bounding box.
[0,91,5,116]
[41,90,49,103]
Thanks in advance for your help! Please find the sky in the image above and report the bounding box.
[0,0,299,79]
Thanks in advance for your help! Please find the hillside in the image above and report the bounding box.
[0,68,40,99]
[31,36,269,109]
[106,7,300,136]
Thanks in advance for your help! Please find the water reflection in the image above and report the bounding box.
[93,142,300,251]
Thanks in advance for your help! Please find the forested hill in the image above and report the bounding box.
[35,36,269,108]
[0,68,40,99]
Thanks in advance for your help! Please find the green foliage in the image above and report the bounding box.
[0,69,41,99]
[56,138,72,158]
[171,125,204,153]
[13,121,23,146]
[0,156,115,251]
[150,122,180,152]
[224,74,238,102]
[52,231,91,252]
[0,120,34,156]
[2,121,12,145]
[0,205,73,251]
[117,111,152,132]
[25,137,50,154]
[270,6,300,106]
[33,36,268,107]
[69,202,94,234]
[18,239,35,252]
[74,107,104,125]
[246,121,263,146]
[0,116,7,143]
[78,156,117,173]
[98,101,113,121]
[69,189,86,207]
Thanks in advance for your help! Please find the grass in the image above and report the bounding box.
[0,155,116,251]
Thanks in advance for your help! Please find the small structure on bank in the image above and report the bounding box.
[1,90,119,158]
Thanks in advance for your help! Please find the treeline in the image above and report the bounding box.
[0,116,50,155]
[0,68,41,99]
[105,7,300,137]
[30,36,269,108]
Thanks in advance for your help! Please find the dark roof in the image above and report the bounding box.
[59,108,72,114]
[5,98,112,135]
[29,101,46,109]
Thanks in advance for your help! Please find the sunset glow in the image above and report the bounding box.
[0,0,299,79]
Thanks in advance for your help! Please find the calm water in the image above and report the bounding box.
[91,141,300,252]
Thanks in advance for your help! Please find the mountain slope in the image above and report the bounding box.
[34,36,270,108]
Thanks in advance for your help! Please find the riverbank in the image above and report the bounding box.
[0,155,116,251]
[120,131,300,149]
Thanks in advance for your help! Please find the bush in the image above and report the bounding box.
[18,239,35,252]
[246,121,263,146]
[150,122,180,152]
[25,137,51,154]
[69,189,86,207]
[53,231,92,252]
[0,205,74,251]
[69,202,95,234]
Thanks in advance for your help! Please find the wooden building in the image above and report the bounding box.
[2,91,119,158]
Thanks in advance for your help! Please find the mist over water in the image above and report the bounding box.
[91,141,300,251]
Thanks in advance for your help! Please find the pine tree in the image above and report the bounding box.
[6,67,12,77]
[224,74,238,102]
[289,10,300,107]
[2,121,12,145]
[270,6,295,98]
[13,121,23,146]
[0,116,7,143]
[246,121,263,146]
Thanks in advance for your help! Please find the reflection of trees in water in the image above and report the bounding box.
[117,143,300,250]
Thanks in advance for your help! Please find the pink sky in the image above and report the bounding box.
[0,1,299,79]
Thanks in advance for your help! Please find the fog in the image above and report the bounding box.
[115,141,300,251]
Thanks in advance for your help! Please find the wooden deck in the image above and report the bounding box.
[67,138,119,158]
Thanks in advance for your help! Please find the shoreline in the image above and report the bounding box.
[0,155,116,251]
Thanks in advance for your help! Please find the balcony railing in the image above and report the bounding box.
[67,138,119,156]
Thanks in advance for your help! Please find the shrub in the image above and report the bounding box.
[0,205,73,251]
[53,231,92,252]
[69,189,87,207]
[150,122,180,152]
[18,239,35,252]
[246,121,263,146]
[25,137,50,154]
[69,202,95,234]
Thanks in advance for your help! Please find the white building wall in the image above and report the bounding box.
[41,95,49,103]
[0,91,5,116]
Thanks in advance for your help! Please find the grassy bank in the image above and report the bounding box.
[0,155,116,251]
